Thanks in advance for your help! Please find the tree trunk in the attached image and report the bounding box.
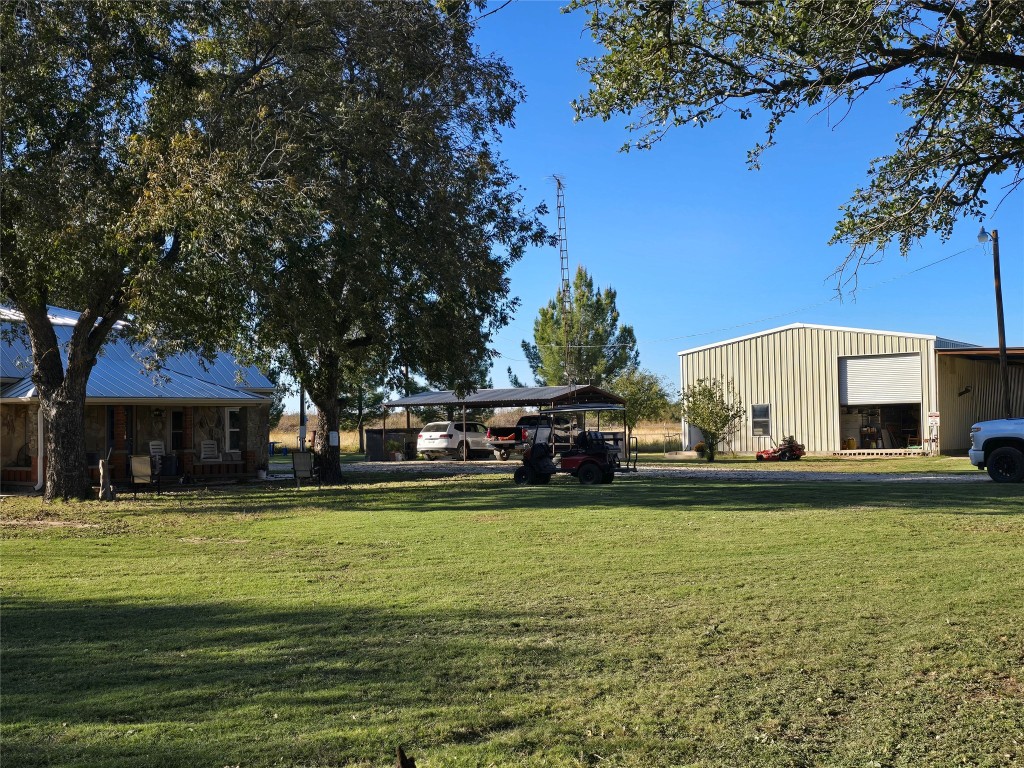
[40,382,92,500]
[314,396,343,485]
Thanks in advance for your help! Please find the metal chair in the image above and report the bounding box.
[130,455,161,498]
[292,451,320,489]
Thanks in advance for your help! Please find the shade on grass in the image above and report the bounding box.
[1,475,1022,767]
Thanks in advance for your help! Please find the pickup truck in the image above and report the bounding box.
[485,414,575,460]
[969,417,1024,482]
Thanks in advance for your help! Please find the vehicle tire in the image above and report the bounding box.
[535,473,552,484]
[578,463,602,485]
[779,451,790,462]
[455,441,465,460]
[513,466,535,486]
[756,454,765,461]
[497,449,510,461]
[601,471,614,484]
[987,446,1024,483]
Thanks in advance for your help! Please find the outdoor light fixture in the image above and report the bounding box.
[978,226,991,243]
[153,408,165,419]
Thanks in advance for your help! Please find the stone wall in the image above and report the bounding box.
[1,404,31,466]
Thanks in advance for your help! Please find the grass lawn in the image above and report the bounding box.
[2,474,1022,767]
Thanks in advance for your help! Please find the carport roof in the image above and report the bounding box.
[936,347,1024,364]
[386,385,624,409]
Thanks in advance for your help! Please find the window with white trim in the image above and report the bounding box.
[226,408,241,451]
[751,404,771,437]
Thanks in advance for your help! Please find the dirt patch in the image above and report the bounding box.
[179,537,251,544]
[0,518,99,529]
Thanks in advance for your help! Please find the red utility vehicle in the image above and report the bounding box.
[512,404,636,485]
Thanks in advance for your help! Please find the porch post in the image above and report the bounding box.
[182,406,195,475]
[113,406,128,479]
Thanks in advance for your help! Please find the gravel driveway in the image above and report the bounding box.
[334,459,988,483]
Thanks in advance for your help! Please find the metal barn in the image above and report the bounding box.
[678,323,1023,455]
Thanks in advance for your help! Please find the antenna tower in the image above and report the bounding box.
[554,175,573,385]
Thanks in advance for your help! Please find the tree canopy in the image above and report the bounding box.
[521,266,639,386]
[606,367,671,436]
[1,0,543,495]
[242,1,545,480]
[1,0,291,498]
[569,0,1024,283]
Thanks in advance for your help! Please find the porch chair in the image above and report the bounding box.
[130,455,161,498]
[292,451,321,489]
[149,440,165,458]
[199,440,221,462]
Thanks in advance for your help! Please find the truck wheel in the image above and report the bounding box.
[987,446,1024,483]
[578,463,602,485]
[513,466,535,486]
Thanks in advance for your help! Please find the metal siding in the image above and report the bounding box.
[937,356,1024,450]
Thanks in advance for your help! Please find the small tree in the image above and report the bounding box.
[607,367,670,444]
[680,379,744,462]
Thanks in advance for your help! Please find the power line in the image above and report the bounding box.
[498,242,981,353]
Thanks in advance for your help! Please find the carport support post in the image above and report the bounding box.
[462,405,467,462]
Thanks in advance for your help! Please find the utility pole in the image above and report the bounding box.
[979,227,1012,419]
[554,175,573,386]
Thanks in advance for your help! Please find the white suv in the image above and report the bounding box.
[417,421,490,460]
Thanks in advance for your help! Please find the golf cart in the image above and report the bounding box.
[512,404,637,486]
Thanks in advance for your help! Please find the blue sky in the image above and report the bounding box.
[474,0,1023,394]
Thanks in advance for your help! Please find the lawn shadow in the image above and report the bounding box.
[2,599,570,766]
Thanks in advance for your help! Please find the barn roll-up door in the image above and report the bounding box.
[839,353,921,405]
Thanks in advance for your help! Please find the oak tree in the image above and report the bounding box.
[245,2,546,481]
[1,1,295,499]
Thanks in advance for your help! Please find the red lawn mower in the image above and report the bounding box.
[756,435,806,462]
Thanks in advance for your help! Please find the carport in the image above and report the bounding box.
[382,385,627,462]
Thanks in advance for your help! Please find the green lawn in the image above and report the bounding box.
[2,475,1022,767]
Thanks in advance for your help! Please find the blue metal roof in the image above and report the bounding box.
[1,307,272,403]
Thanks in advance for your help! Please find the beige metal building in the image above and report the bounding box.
[678,323,1024,455]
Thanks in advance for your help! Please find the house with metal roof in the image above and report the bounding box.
[678,323,1024,455]
[1,307,275,488]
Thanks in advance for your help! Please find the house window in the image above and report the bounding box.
[752,404,771,437]
[171,411,184,451]
[226,408,241,451]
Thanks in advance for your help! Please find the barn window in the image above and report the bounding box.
[751,404,771,436]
